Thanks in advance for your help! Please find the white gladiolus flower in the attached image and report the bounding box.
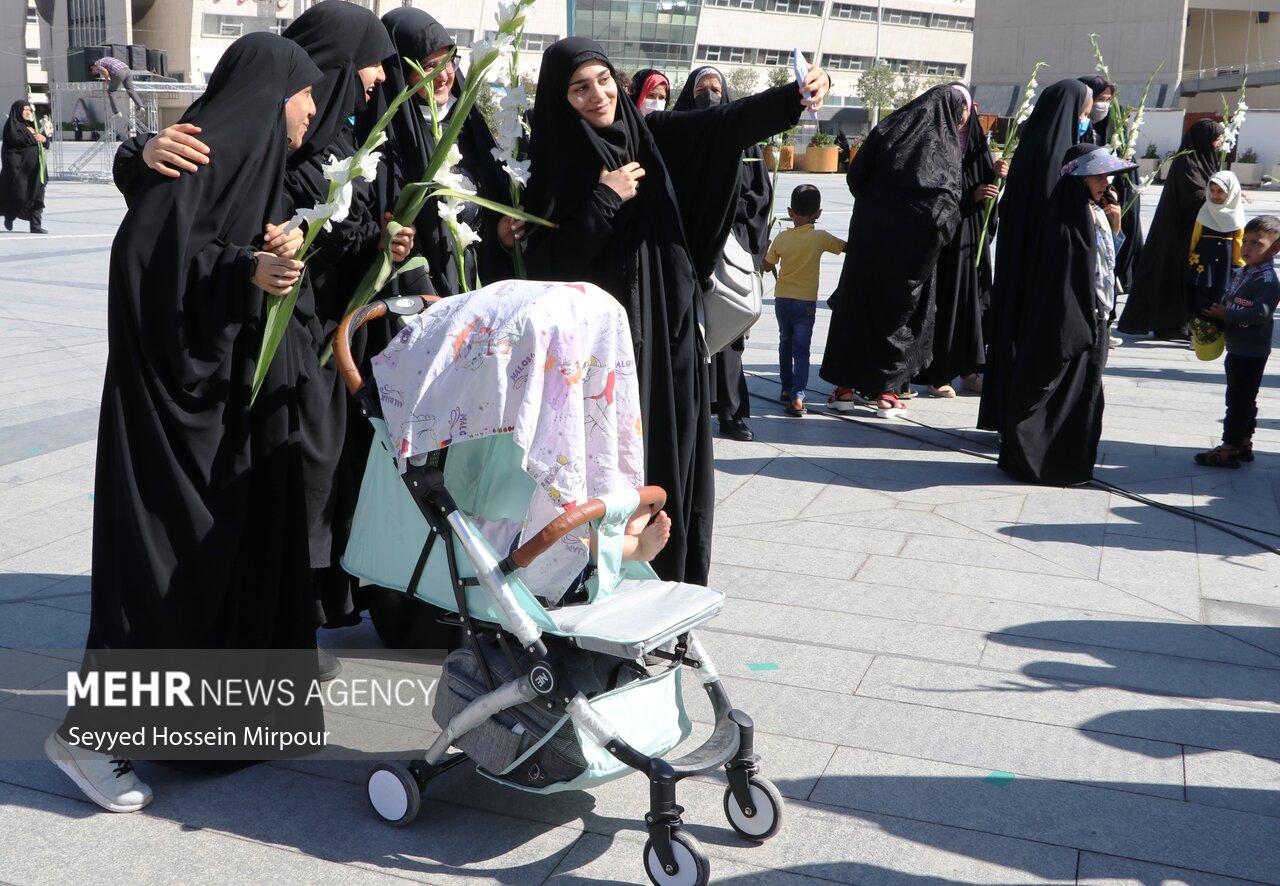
[321,152,354,186]
[285,202,337,234]
[453,221,482,251]
[445,143,463,170]
[437,197,464,225]
[495,1,525,31]
[328,181,354,225]
[351,149,382,183]
[433,166,476,194]
[470,36,515,68]
[502,156,532,186]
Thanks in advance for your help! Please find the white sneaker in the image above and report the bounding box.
[45,731,153,813]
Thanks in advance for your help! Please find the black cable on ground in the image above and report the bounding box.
[747,370,1280,557]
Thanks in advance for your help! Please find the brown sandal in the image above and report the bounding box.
[1194,446,1242,469]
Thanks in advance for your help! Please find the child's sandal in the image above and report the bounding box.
[1194,446,1242,469]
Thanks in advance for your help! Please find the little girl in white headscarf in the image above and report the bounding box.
[1188,170,1247,319]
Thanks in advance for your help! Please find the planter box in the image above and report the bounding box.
[1232,161,1262,186]
[804,145,840,173]
[1271,163,1280,183]
[1137,158,1158,179]
[763,145,794,172]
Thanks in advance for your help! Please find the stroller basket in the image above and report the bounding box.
[338,286,784,886]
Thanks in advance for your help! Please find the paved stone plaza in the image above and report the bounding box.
[0,176,1278,884]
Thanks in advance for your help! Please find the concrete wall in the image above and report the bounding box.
[1134,106,1186,161]
[0,0,30,103]
[1184,7,1280,77]
[971,0,1188,112]
[1231,107,1280,173]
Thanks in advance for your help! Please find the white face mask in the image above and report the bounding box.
[1090,101,1110,122]
[640,98,665,116]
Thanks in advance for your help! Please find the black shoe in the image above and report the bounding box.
[29,224,48,234]
[317,648,343,682]
[719,418,754,441]
[3,217,11,231]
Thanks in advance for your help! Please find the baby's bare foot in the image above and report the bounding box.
[631,511,672,562]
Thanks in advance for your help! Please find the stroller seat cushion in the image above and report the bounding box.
[548,579,725,659]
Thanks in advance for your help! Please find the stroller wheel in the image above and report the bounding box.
[367,762,420,826]
[643,830,709,886]
[723,776,784,841]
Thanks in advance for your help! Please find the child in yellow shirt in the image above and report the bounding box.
[763,185,845,415]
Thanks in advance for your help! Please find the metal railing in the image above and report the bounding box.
[48,80,205,182]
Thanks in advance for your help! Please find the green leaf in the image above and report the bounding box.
[432,189,557,227]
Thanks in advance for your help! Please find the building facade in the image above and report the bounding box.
[409,0,976,117]
[970,0,1280,116]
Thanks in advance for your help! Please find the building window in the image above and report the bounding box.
[931,14,974,31]
[706,0,822,15]
[446,28,472,48]
[483,30,558,51]
[697,44,800,66]
[201,14,291,39]
[830,3,877,21]
[26,47,39,63]
[821,53,871,72]
[68,0,106,48]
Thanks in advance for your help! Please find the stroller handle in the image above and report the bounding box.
[510,485,668,569]
[335,295,442,398]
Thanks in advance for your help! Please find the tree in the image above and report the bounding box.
[894,61,943,107]
[475,82,501,137]
[767,65,792,89]
[856,64,897,122]
[727,67,759,96]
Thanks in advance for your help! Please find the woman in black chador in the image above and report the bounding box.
[1001,144,1133,486]
[364,7,512,297]
[819,84,967,418]
[671,65,770,442]
[0,100,47,233]
[520,37,828,584]
[115,1,409,631]
[978,78,1091,433]
[47,32,323,813]
[915,87,1007,397]
[281,1,408,629]
[1117,118,1224,339]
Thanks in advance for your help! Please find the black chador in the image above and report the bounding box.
[978,78,1089,433]
[917,103,997,389]
[281,0,396,627]
[819,85,965,397]
[362,7,513,297]
[89,33,322,655]
[521,38,804,585]
[1000,145,1117,486]
[0,101,45,230]
[1117,119,1223,337]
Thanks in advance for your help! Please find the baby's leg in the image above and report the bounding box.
[625,511,672,562]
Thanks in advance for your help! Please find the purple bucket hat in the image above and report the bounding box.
[1062,147,1138,177]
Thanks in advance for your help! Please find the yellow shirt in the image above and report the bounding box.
[765,224,846,302]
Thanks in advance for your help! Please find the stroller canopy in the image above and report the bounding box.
[372,280,645,600]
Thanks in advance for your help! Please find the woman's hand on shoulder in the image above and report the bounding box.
[600,162,645,202]
[142,123,210,178]
[800,67,832,112]
[250,252,303,296]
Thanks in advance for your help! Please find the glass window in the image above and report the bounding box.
[446,28,472,47]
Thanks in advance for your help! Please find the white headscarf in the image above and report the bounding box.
[1197,170,1246,232]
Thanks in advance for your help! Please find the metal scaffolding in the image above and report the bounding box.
[48,81,206,182]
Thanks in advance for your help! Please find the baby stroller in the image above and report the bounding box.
[334,280,784,886]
